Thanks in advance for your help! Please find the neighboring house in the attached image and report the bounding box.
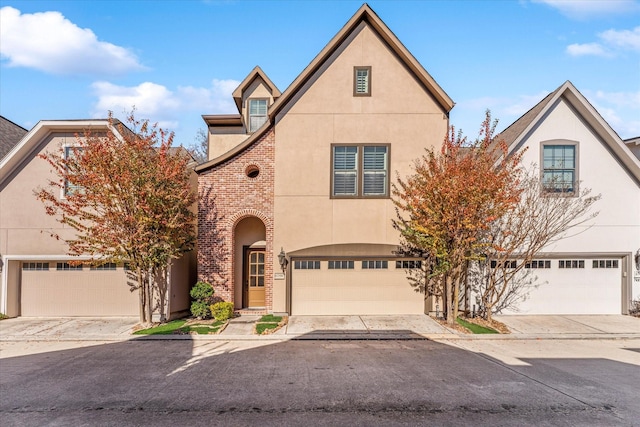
[0,120,196,317]
[495,81,640,315]
[0,116,28,160]
[625,136,640,160]
[196,4,454,315]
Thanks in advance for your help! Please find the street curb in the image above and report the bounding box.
[2,332,639,342]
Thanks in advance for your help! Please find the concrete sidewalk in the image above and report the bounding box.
[1,314,638,342]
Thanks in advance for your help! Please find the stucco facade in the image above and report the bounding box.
[0,121,196,317]
[196,4,453,315]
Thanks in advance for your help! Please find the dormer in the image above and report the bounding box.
[232,66,281,133]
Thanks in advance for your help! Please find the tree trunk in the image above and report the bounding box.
[445,274,454,325]
[137,268,146,324]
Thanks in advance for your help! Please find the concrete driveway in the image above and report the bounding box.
[0,317,137,341]
[495,315,640,336]
[1,314,638,341]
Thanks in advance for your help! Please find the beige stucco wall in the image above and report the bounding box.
[271,23,449,312]
[0,133,79,256]
[208,131,247,161]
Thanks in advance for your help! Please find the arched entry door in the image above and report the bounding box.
[234,216,266,308]
[245,249,265,307]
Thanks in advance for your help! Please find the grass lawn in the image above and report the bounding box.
[255,314,285,335]
[456,317,499,334]
[134,319,226,335]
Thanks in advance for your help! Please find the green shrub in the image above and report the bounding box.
[190,281,214,301]
[210,301,235,321]
[190,301,210,319]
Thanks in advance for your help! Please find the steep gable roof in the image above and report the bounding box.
[269,3,453,119]
[196,3,453,173]
[232,66,281,113]
[0,116,28,160]
[496,80,640,183]
[0,119,126,186]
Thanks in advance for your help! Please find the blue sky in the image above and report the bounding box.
[1,0,639,148]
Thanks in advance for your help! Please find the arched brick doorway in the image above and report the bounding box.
[234,216,266,309]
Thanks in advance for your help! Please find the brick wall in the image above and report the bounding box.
[197,127,275,309]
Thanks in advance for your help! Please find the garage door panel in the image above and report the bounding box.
[503,259,621,315]
[292,263,424,315]
[21,268,139,316]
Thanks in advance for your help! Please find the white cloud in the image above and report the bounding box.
[532,0,640,20]
[566,26,640,57]
[91,79,240,131]
[0,6,144,76]
[587,89,640,137]
[566,42,609,57]
[599,27,640,51]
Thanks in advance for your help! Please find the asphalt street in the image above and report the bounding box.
[1,337,639,426]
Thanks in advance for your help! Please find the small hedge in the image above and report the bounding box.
[211,302,235,321]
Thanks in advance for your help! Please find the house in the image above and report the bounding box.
[625,137,640,161]
[0,119,196,318]
[495,81,640,315]
[196,4,454,315]
[0,116,27,160]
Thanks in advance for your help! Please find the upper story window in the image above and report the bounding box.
[331,144,389,198]
[542,142,577,194]
[64,146,83,197]
[354,66,371,96]
[248,99,268,132]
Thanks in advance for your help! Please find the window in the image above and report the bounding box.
[592,260,619,269]
[22,262,49,271]
[90,263,117,270]
[396,260,422,269]
[490,260,517,269]
[294,260,321,270]
[57,262,83,271]
[525,260,551,269]
[248,99,268,132]
[331,144,389,198]
[558,260,584,269]
[328,260,354,269]
[542,143,577,193]
[362,260,388,269]
[64,146,83,196]
[354,66,371,96]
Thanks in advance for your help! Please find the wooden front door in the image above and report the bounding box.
[246,250,265,307]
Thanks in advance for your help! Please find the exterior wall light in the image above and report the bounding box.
[278,247,288,272]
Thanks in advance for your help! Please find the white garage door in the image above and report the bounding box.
[291,259,424,315]
[505,258,622,315]
[20,262,139,316]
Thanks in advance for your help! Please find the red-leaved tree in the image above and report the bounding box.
[36,112,196,325]
[393,111,523,324]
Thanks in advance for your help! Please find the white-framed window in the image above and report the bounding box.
[57,262,83,271]
[354,66,371,96]
[22,262,49,271]
[592,260,619,269]
[248,99,268,132]
[490,260,517,269]
[396,260,422,269]
[362,260,388,269]
[90,263,117,271]
[294,260,321,270]
[558,260,584,269]
[525,260,551,269]
[328,260,354,270]
[542,143,577,193]
[331,144,389,198]
[63,146,82,196]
